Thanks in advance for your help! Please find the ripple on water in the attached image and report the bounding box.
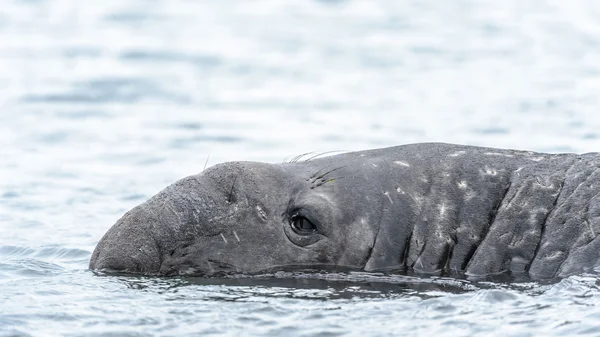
[21,78,189,105]
[0,245,89,260]
[0,245,90,278]
[54,110,112,120]
[0,258,65,277]
[119,50,222,68]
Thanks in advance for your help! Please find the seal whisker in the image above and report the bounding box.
[312,176,354,189]
[309,164,336,180]
[226,174,239,204]
[203,154,211,171]
[289,152,314,163]
[303,150,347,162]
[313,166,346,183]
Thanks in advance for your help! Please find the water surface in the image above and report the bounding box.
[3,0,600,336]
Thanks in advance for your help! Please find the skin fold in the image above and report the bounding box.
[90,143,600,280]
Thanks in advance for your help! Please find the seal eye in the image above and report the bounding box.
[291,215,317,235]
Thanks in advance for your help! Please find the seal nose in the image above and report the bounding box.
[90,208,162,274]
[90,238,160,274]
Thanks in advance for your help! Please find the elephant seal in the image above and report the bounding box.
[90,143,600,280]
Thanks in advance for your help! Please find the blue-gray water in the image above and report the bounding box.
[3,0,600,336]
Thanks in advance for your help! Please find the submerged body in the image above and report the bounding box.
[90,143,600,280]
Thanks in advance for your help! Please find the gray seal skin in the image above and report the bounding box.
[89,143,600,280]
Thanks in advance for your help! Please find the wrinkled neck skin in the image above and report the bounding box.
[90,143,598,280]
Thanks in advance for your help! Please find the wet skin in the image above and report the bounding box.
[90,143,600,280]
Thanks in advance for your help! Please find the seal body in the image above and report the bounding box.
[89,143,600,279]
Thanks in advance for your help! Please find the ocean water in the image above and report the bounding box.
[3,0,600,336]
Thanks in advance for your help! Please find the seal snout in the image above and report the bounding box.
[90,239,161,274]
[89,208,162,274]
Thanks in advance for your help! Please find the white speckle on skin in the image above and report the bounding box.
[412,195,425,208]
[220,233,228,244]
[535,177,554,189]
[183,267,197,275]
[206,209,238,223]
[515,167,524,176]
[546,250,564,260]
[439,203,447,217]
[529,156,545,162]
[449,151,466,157]
[458,181,468,189]
[465,190,476,201]
[372,164,378,167]
[383,191,393,204]
[483,167,498,176]
[256,205,267,221]
[587,220,596,237]
[233,230,240,242]
[396,187,405,194]
[394,161,410,167]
